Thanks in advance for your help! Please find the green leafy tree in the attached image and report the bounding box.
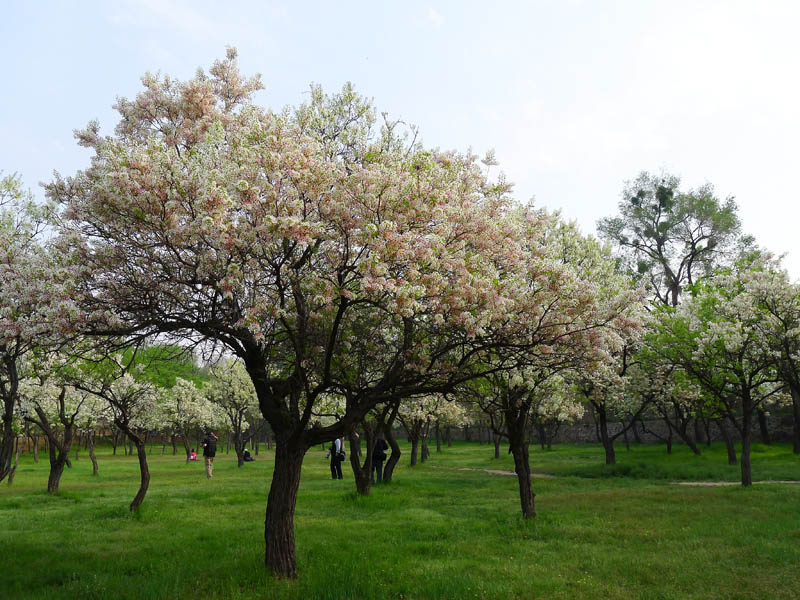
[598,172,742,307]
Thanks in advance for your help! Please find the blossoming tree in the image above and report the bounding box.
[205,359,259,467]
[475,212,645,516]
[654,259,789,485]
[0,174,58,482]
[741,261,800,454]
[159,376,223,462]
[18,352,94,492]
[69,353,161,509]
[48,50,534,577]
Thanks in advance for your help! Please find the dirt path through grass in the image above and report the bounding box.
[673,480,800,486]
[451,466,556,478]
[448,466,799,485]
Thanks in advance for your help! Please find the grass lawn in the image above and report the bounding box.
[1,440,799,599]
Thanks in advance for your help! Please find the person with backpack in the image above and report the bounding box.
[327,437,345,480]
[372,435,389,483]
[201,431,218,479]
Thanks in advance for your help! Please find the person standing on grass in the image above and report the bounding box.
[202,431,218,479]
[372,435,388,483]
[327,437,344,480]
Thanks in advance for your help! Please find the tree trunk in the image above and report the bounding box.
[182,433,192,463]
[7,436,19,485]
[129,437,150,511]
[669,416,702,456]
[537,424,546,450]
[757,408,771,445]
[716,419,737,465]
[0,408,15,482]
[512,443,535,518]
[89,432,99,476]
[235,430,245,468]
[596,404,615,465]
[792,387,800,455]
[263,435,306,578]
[506,420,535,519]
[420,437,429,462]
[409,437,419,466]
[348,429,373,496]
[47,435,71,494]
[382,422,401,483]
[32,435,39,462]
[435,424,442,453]
[703,418,712,448]
[740,409,752,487]
[631,415,642,444]
[493,434,501,459]
[0,356,19,483]
[694,418,705,446]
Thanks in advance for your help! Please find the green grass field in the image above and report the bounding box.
[1,440,799,599]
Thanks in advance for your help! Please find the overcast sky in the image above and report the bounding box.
[3,0,799,274]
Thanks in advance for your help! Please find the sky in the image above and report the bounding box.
[2,0,799,274]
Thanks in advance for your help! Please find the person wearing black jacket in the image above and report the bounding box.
[327,437,344,480]
[372,436,389,483]
[202,431,218,479]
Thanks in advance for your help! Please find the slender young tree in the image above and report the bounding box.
[69,353,161,509]
[475,213,645,516]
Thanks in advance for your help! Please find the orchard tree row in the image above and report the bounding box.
[1,49,797,578]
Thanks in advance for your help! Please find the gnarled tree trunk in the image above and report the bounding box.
[130,438,150,511]
[507,416,535,519]
[382,419,401,483]
[264,434,307,578]
[348,425,375,496]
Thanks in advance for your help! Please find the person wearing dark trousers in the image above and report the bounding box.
[202,431,218,479]
[372,435,389,483]
[327,437,344,479]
